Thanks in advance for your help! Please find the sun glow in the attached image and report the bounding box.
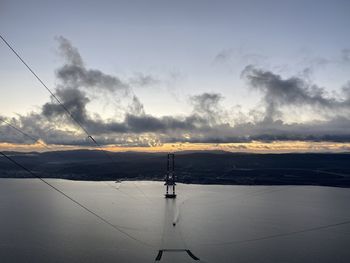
[1,141,350,153]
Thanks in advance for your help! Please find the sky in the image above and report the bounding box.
[1,0,350,152]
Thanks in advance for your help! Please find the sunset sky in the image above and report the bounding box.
[1,0,350,152]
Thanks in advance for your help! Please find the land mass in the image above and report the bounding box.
[1,150,350,187]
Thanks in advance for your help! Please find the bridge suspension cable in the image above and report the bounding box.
[0,151,155,248]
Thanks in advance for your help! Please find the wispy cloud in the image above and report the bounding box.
[2,38,350,149]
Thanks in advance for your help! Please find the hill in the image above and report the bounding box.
[1,150,350,187]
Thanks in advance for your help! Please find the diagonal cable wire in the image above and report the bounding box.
[0,34,117,164]
[0,119,152,227]
[0,117,69,174]
[0,117,53,152]
[201,218,350,247]
[0,116,140,201]
[132,181,153,203]
[0,35,89,135]
[0,151,155,248]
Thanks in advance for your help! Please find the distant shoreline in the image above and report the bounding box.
[1,150,350,188]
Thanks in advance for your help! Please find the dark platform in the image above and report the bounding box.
[155,249,200,261]
[165,193,177,198]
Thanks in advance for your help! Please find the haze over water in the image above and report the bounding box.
[1,179,349,262]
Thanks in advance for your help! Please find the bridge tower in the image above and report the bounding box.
[165,153,176,198]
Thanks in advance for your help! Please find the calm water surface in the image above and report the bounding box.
[0,179,349,262]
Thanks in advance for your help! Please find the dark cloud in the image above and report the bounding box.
[56,36,84,66]
[56,36,129,93]
[248,118,350,143]
[3,38,350,148]
[191,93,222,114]
[242,65,350,122]
[4,110,350,146]
[125,114,202,133]
[190,93,225,125]
[42,88,89,124]
[128,96,145,116]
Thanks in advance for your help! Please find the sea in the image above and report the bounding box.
[0,179,349,262]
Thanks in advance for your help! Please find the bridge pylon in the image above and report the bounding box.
[165,153,176,198]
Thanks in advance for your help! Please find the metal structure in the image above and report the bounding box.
[165,153,176,198]
[155,249,200,261]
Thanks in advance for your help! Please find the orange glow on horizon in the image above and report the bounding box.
[1,141,350,153]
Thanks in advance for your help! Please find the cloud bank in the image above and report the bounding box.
[2,38,350,148]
